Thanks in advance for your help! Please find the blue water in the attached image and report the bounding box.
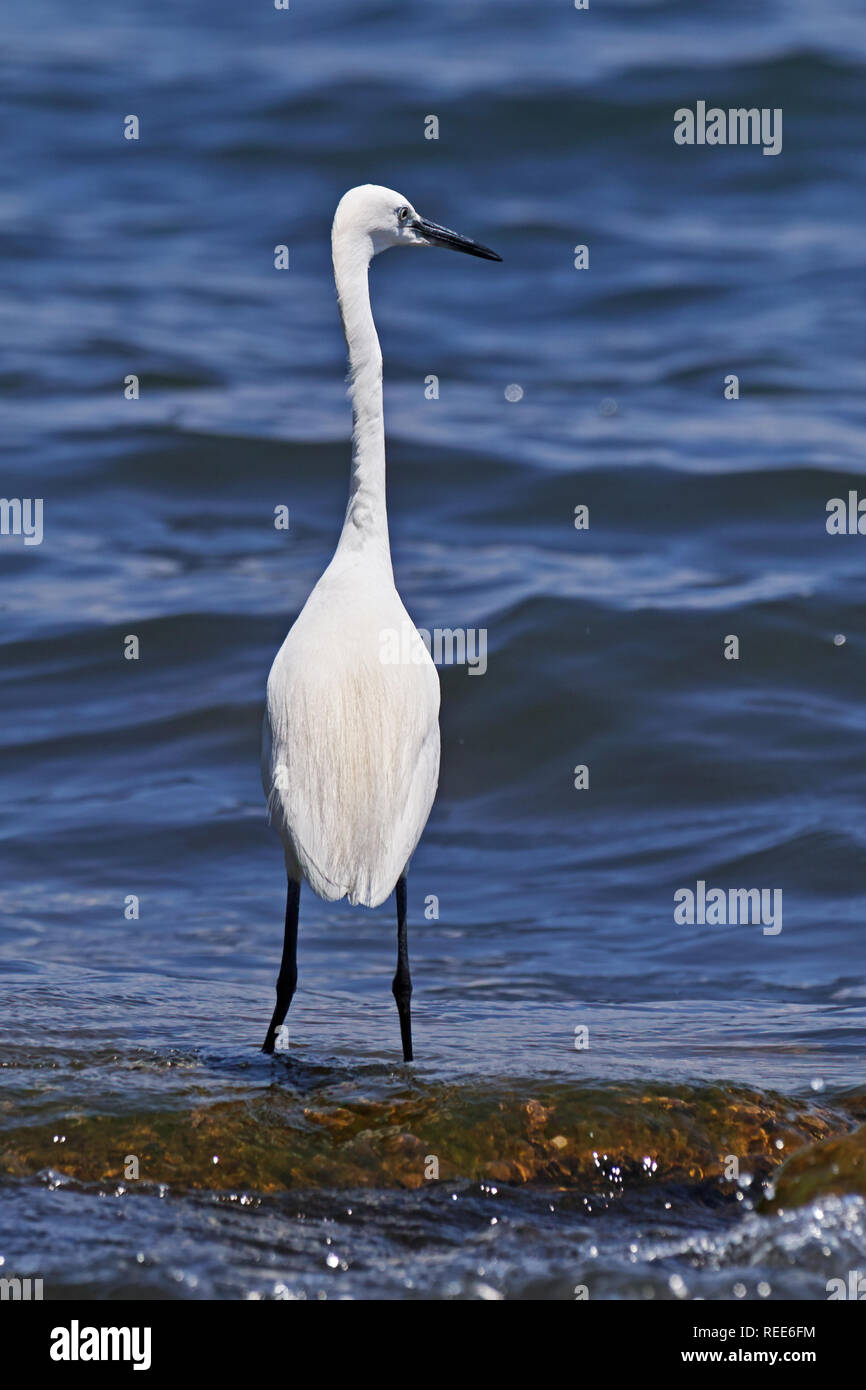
[1,0,865,1300]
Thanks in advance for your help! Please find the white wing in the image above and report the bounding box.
[262,554,440,908]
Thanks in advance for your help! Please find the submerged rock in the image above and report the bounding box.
[0,1079,856,1196]
[760,1123,866,1210]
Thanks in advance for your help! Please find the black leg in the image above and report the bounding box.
[392,875,413,1061]
[262,878,300,1054]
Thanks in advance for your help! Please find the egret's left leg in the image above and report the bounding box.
[262,877,300,1054]
[392,875,414,1062]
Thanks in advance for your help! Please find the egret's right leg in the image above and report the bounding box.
[392,875,414,1062]
[262,877,300,1054]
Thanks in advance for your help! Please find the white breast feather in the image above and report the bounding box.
[262,563,440,908]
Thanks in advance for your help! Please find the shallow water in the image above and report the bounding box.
[2,0,865,1298]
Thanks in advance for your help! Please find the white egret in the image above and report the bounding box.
[261,185,501,1060]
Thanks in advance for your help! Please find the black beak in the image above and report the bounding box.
[412,216,502,262]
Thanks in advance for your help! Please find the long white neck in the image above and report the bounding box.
[332,231,391,560]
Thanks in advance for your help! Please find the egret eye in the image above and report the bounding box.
[398,206,410,222]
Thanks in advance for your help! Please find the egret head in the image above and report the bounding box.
[333,184,501,263]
